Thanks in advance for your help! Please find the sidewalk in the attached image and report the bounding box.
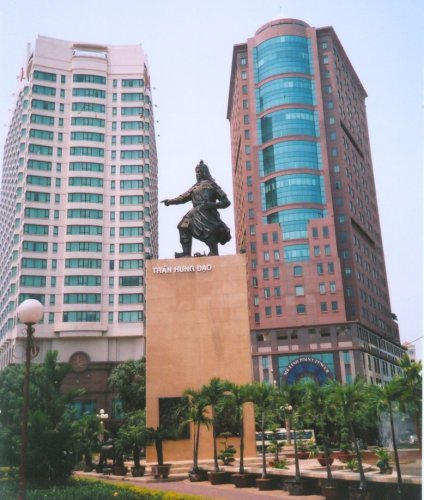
[75,453,422,499]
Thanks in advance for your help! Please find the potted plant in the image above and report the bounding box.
[375,448,392,474]
[146,425,175,479]
[301,381,341,500]
[267,426,285,466]
[226,383,256,488]
[73,414,103,472]
[336,428,354,463]
[114,410,147,477]
[280,383,308,496]
[112,448,128,476]
[272,457,289,469]
[217,432,236,465]
[250,383,280,491]
[328,378,372,500]
[297,438,310,459]
[315,445,334,467]
[200,378,233,485]
[183,388,210,482]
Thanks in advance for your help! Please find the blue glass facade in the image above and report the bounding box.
[254,34,326,263]
[258,109,319,143]
[266,208,326,240]
[253,35,313,81]
[262,173,325,210]
[256,77,316,112]
[259,140,322,176]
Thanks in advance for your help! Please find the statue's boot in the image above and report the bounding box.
[207,242,219,256]
[175,240,191,258]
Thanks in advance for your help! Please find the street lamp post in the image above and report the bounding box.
[96,408,109,442]
[16,299,44,500]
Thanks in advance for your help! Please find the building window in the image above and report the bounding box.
[319,283,326,294]
[320,302,327,312]
[265,306,272,317]
[276,305,282,316]
[295,285,304,296]
[331,301,338,311]
[317,263,324,274]
[293,265,303,276]
[296,304,306,314]
[314,246,320,257]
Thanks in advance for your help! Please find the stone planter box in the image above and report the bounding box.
[150,464,172,479]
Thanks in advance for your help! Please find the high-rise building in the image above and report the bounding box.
[227,18,404,385]
[0,36,157,413]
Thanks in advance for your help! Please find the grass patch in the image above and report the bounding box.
[0,476,207,499]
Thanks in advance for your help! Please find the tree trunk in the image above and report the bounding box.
[261,414,267,478]
[293,422,300,481]
[239,413,245,473]
[193,422,199,470]
[350,424,366,491]
[133,446,140,468]
[212,407,219,471]
[389,403,403,499]
[155,436,163,466]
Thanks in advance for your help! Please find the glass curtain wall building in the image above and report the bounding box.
[227,19,404,386]
[0,36,157,412]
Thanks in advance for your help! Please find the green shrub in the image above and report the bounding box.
[0,476,206,500]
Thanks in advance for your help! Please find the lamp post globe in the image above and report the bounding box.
[17,299,44,325]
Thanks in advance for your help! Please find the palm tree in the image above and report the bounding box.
[226,382,253,474]
[250,382,280,479]
[183,388,211,473]
[279,382,306,482]
[327,378,371,493]
[302,381,335,487]
[368,381,403,499]
[397,353,422,451]
[200,377,230,472]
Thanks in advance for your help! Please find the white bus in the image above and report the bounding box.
[256,428,316,452]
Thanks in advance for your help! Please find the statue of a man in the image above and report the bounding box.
[162,160,231,257]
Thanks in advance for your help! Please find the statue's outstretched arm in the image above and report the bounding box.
[161,189,192,206]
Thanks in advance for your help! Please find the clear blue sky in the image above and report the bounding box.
[0,0,422,354]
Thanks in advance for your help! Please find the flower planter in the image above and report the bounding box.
[323,485,344,499]
[256,477,276,491]
[378,465,393,474]
[151,464,172,479]
[348,486,366,500]
[188,468,209,482]
[286,478,307,496]
[317,454,334,467]
[336,452,355,463]
[232,473,255,488]
[112,465,128,476]
[131,465,146,477]
[297,451,310,459]
[207,471,232,485]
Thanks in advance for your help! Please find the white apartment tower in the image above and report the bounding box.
[0,37,157,407]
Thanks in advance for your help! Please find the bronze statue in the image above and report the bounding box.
[162,160,231,257]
